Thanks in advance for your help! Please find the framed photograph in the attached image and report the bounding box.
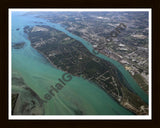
[9,8,151,120]
[0,0,159,127]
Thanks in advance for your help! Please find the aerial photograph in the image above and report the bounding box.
[10,9,150,118]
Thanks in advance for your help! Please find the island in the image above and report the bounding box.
[23,25,148,115]
[12,42,25,49]
[16,28,20,31]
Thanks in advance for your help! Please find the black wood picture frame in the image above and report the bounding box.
[0,0,159,128]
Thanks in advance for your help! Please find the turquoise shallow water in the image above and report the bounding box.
[11,11,147,115]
